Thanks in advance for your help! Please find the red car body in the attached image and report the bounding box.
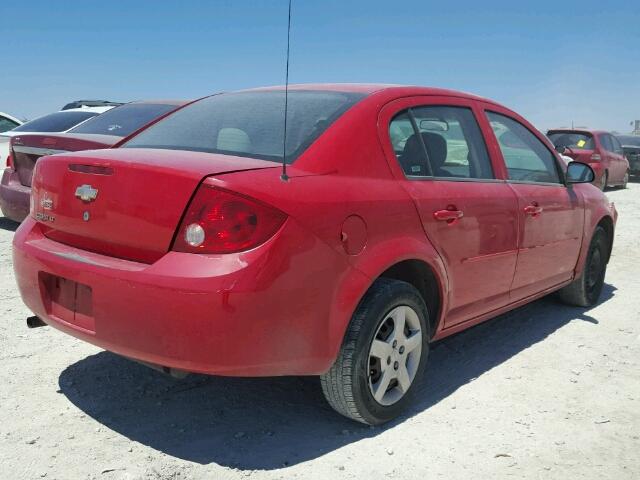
[13,85,617,381]
[0,101,186,223]
[547,129,630,189]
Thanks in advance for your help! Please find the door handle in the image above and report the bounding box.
[433,208,464,223]
[524,203,543,217]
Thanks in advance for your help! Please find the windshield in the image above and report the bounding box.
[547,131,594,150]
[12,111,99,133]
[70,103,178,137]
[617,135,640,148]
[123,90,365,163]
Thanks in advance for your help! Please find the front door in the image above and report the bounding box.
[382,98,519,327]
[483,108,584,300]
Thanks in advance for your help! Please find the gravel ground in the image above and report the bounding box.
[1,184,639,480]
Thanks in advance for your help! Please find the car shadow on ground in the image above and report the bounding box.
[0,216,19,232]
[59,284,616,470]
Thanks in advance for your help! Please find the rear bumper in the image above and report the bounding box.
[13,217,365,376]
[0,168,30,222]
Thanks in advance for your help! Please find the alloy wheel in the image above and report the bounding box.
[368,305,422,406]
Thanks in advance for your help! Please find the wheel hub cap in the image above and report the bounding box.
[368,305,422,406]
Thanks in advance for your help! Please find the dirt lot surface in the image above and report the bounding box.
[1,184,639,480]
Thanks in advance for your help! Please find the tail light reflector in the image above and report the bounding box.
[172,185,287,254]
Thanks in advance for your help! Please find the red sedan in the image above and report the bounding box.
[547,128,630,190]
[13,85,617,424]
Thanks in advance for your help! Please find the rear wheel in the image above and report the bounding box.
[620,171,629,189]
[557,226,608,307]
[320,278,430,425]
[599,171,608,190]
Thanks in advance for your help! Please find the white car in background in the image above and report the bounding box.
[0,106,113,165]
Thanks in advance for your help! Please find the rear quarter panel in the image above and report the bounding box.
[572,183,617,278]
[212,93,449,357]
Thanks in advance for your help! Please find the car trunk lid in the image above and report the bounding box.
[11,133,121,187]
[32,148,276,263]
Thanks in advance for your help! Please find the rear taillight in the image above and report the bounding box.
[172,185,287,254]
[591,153,602,161]
[6,137,16,170]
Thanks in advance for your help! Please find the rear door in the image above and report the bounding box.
[481,106,584,300]
[610,135,628,182]
[379,96,519,327]
[598,134,618,182]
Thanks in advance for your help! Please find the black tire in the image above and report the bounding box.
[320,278,430,425]
[557,226,608,307]
[600,171,608,190]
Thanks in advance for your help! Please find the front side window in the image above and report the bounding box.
[124,91,364,164]
[389,106,493,179]
[12,111,98,133]
[487,112,561,184]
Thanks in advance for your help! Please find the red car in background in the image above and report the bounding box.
[547,129,629,190]
[13,85,616,424]
[0,100,186,222]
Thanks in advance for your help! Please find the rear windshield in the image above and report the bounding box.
[547,131,594,150]
[12,111,99,133]
[123,90,365,163]
[617,135,640,148]
[69,103,178,137]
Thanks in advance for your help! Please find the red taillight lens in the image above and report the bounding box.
[172,185,287,254]
[6,152,14,170]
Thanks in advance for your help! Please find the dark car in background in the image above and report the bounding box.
[617,135,640,175]
[0,100,186,222]
[61,99,123,110]
[547,129,629,190]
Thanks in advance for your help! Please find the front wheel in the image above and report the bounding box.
[320,278,430,425]
[557,226,608,307]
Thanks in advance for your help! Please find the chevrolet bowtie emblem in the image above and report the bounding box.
[75,184,98,202]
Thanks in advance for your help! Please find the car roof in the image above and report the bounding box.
[62,106,114,114]
[237,83,500,105]
[125,99,188,106]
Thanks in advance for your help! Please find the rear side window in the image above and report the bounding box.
[12,111,98,133]
[488,112,561,184]
[69,103,178,137]
[610,136,623,155]
[599,134,612,152]
[547,131,594,150]
[389,106,493,179]
[124,91,364,164]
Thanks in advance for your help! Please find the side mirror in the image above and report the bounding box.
[554,145,567,154]
[566,161,595,184]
